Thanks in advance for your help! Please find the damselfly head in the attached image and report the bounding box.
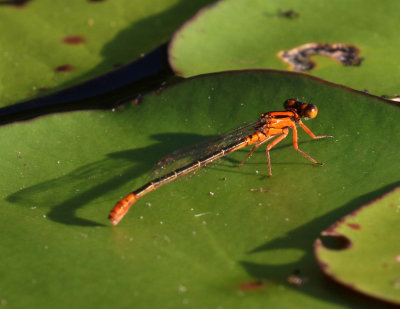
[284,99,318,119]
[301,103,318,119]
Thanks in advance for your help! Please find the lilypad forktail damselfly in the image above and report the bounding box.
[109,98,332,226]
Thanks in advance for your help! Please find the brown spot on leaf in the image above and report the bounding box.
[277,9,299,19]
[62,36,85,45]
[278,43,363,71]
[55,64,74,73]
[131,94,143,105]
[239,280,265,291]
[347,223,361,230]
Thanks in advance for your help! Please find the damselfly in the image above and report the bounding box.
[109,98,332,225]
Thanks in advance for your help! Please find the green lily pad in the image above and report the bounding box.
[314,187,400,305]
[1,70,399,308]
[0,0,213,107]
[169,0,400,95]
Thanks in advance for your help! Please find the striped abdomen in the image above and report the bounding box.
[109,137,254,225]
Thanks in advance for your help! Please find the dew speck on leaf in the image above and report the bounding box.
[393,278,400,289]
[287,269,308,286]
[287,274,308,286]
[194,212,210,217]
[178,285,187,293]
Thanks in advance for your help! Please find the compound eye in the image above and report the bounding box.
[284,99,297,110]
[304,104,318,118]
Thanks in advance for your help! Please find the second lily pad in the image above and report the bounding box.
[169,0,400,95]
[315,187,400,305]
